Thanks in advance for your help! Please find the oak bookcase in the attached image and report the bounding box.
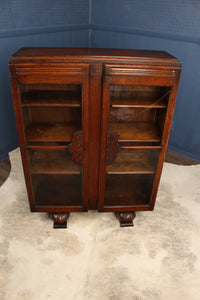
[9,48,181,228]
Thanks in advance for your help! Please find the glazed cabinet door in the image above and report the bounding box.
[99,65,180,213]
[10,63,89,212]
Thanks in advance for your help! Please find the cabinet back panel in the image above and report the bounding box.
[104,174,154,207]
[109,107,156,123]
[20,84,81,92]
[22,107,82,124]
[110,85,170,104]
[32,174,82,207]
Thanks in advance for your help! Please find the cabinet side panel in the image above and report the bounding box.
[150,69,181,208]
[9,65,35,211]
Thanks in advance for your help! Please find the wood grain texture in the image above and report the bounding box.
[28,150,81,174]
[110,87,170,108]
[149,69,181,209]
[11,48,180,63]
[9,48,181,224]
[21,89,81,107]
[97,50,181,213]
[106,150,159,174]
[9,65,36,211]
[108,122,161,142]
[0,150,197,189]
[106,131,121,165]
[105,64,176,77]
[88,63,102,209]
[26,123,80,142]
[111,94,167,108]
[68,130,83,165]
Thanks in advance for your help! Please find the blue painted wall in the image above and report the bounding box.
[1,1,200,162]
[90,0,200,162]
[0,0,89,161]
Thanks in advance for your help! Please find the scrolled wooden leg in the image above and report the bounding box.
[115,212,136,227]
[49,212,70,229]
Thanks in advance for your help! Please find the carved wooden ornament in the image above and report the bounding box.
[68,130,83,165]
[115,212,136,227]
[49,213,70,229]
[106,131,121,165]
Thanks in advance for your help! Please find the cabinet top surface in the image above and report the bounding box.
[10,48,181,65]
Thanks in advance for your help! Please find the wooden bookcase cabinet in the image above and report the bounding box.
[9,48,181,228]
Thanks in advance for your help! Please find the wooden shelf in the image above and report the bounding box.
[108,122,161,142]
[9,48,181,223]
[26,123,80,142]
[21,90,81,107]
[104,174,154,207]
[110,91,167,108]
[106,150,159,174]
[29,150,80,174]
[32,174,82,207]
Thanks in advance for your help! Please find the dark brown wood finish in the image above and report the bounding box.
[10,66,35,211]
[149,70,181,209]
[49,212,70,229]
[11,48,179,63]
[0,149,198,205]
[98,79,112,211]
[9,53,90,216]
[115,212,136,227]
[88,63,102,209]
[98,54,181,218]
[0,151,197,189]
[9,48,181,228]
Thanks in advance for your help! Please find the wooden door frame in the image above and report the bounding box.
[98,70,181,212]
[9,63,90,212]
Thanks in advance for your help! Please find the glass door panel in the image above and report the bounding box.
[20,84,82,147]
[100,83,170,210]
[19,83,85,209]
[104,150,160,207]
[109,84,170,146]
[28,150,82,207]
[104,174,155,207]
[106,150,159,174]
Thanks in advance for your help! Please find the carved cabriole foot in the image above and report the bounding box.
[115,212,136,227]
[49,213,70,229]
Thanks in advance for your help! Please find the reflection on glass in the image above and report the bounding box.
[104,84,169,208]
[104,150,159,207]
[20,84,82,146]
[109,84,170,145]
[21,84,83,207]
[104,174,154,206]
